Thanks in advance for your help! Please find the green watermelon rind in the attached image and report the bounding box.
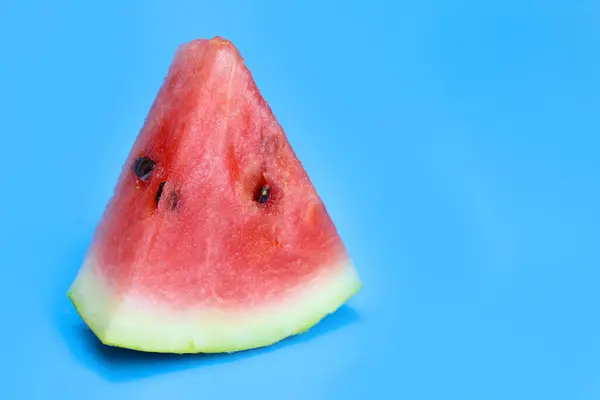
[67,254,362,354]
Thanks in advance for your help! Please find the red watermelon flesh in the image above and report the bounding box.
[68,37,362,354]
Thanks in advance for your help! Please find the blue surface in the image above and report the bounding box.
[1,1,599,399]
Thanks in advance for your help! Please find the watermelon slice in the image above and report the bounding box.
[68,37,362,354]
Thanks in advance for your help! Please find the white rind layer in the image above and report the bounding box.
[67,253,362,353]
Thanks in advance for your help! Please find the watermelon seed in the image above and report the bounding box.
[169,191,179,211]
[133,157,156,181]
[256,185,271,204]
[155,181,166,207]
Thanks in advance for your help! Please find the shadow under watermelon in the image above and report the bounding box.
[62,303,360,382]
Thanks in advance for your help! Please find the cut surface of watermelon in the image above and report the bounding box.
[68,37,362,354]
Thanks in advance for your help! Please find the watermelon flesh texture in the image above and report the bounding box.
[68,37,362,354]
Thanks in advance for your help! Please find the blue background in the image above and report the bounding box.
[1,0,599,398]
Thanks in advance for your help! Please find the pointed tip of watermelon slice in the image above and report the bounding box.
[175,36,244,63]
[209,36,234,47]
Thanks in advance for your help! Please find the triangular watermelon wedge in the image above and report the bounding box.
[68,37,362,354]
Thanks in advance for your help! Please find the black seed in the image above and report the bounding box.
[155,181,166,207]
[256,185,271,204]
[133,157,156,181]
